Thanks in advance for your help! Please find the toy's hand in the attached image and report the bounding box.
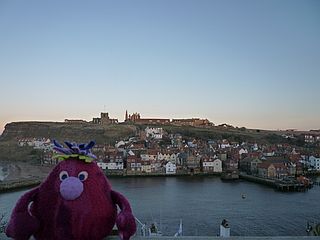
[6,211,39,240]
[116,211,136,240]
[5,187,39,240]
[111,190,136,240]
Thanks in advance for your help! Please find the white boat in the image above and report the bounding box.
[174,219,183,237]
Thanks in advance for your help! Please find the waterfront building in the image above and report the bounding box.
[202,157,222,173]
[186,154,201,174]
[250,158,262,174]
[107,152,124,170]
[223,159,238,171]
[176,152,187,170]
[257,162,291,179]
[165,161,177,174]
[202,156,214,173]
[213,159,223,172]
[141,159,152,173]
[96,152,124,171]
[240,157,262,174]
[257,162,276,178]
[126,155,142,173]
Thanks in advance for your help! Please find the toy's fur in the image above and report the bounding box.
[6,158,136,240]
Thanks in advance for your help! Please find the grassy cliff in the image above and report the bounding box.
[0,121,137,162]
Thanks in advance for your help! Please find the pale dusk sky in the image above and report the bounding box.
[0,0,319,134]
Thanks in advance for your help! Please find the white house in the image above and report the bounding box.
[165,162,177,174]
[202,157,222,173]
[18,138,52,151]
[145,127,163,139]
[213,159,222,172]
[239,148,248,156]
[97,162,108,170]
[309,156,320,171]
[202,160,215,172]
[97,161,123,170]
[107,162,124,170]
[219,140,230,149]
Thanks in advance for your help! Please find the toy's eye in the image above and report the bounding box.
[78,171,88,181]
[59,171,69,181]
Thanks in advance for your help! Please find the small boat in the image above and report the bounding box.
[174,219,183,237]
[241,193,246,199]
[135,218,162,237]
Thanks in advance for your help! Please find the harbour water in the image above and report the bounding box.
[0,176,319,237]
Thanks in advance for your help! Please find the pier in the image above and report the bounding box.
[0,177,42,192]
[239,173,311,192]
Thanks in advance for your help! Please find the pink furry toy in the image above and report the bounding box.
[6,140,136,240]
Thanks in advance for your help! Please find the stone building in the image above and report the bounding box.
[92,112,118,124]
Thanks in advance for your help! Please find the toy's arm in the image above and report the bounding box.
[6,187,40,240]
[111,190,136,240]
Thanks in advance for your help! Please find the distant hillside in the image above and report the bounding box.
[0,121,137,143]
[0,122,137,162]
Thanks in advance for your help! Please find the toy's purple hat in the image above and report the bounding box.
[53,140,97,163]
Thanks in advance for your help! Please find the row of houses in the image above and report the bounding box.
[304,134,320,143]
[18,138,52,151]
[240,156,300,179]
[95,150,223,175]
